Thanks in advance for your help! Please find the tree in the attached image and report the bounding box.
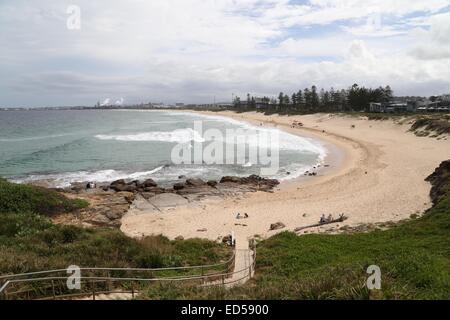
[296,90,304,112]
[291,93,297,110]
[384,85,393,102]
[311,85,319,111]
[233,96,241,108]
[304,88,312,111]
[278,92,285,111]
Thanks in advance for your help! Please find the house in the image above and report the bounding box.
[254,97,271,110]
[369,102,383,113]
[369,101,411,113]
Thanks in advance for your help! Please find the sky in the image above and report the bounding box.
[1,0,450,107]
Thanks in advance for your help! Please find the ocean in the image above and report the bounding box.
[0,109,327,187]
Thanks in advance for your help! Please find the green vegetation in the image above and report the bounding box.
[0,179,230,276]
[2,161,449,299]
[233,84,394,114]
[140,161,450,300]
[0,178,88,216]
[410,118,450,137]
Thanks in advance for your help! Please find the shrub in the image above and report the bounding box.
[0,178,88,216]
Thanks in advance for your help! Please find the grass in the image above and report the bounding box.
[0,178,88,216]
[0,213,230,275]
[410,118,450,137]
[139,161,450,300]
[2,160,449,300]
[0,179,231,298]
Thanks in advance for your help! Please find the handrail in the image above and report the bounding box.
[1,260,248,289]
[0,240,256,300]
[0,263,246,299]
[0,251,236,281]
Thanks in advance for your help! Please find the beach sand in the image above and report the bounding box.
[121,112,450,244]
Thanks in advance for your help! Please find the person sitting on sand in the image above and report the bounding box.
[244,213,249,219]
[320,214,326,224]
[327,214,333,222]
[236,213,241,219]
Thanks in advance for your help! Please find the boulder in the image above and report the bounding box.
[185,178,206,186]
[270,222,286,231]
[88,213,113,227]
[117,192,135,204]
[173,182,185,190]
[142,178,157,188]
[220,176,242,184]
[143,187,166,194]
[207,180,218,187]
[222,234,232,244]
[123,185,137,192]
[110,184,127,192]
[105,209,123,220]
[220,175,279,189]
[111,179,126,186]
[109,179,133,192]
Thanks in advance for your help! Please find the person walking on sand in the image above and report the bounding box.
[320,214,326,224]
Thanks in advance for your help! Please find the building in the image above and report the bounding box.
[369,101,411,113]
[369,102,383,113]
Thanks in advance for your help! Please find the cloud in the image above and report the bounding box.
[409,11,450,60]
[1,0,450,107]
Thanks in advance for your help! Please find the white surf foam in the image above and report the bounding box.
[13,166,165,188]
[172,112,327,156]
[95,128,205,143]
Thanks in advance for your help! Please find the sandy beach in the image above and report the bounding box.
[121,112,450,244]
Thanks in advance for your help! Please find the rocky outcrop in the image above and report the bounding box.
[142,178,157,188]
[58,191,135,228]
[207,180,218,187]
[270,222,286,231]
[173,182,185,190]
[425,160,450,205]
[64,174,280,229]
[220,174,280,191]
[185,178,206,186]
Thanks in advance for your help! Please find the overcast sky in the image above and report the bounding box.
[1,0,450,107]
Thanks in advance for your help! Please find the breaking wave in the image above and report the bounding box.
[13,166,165,188]
[95,128,205,143]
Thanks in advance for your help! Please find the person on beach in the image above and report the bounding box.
[236,213,241,219]
[327,214,333,222]
[320,214,326,224]
[244,213,249,219]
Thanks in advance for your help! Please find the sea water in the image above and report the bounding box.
[0,109,327,187]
